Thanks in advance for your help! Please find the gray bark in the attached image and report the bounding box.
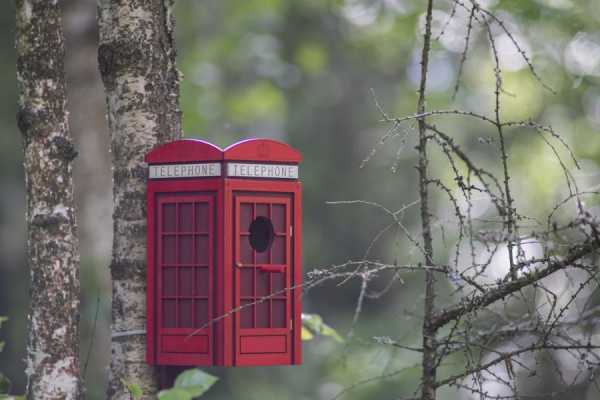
[97,0,182,398]
[16,1,81,399]
[417,1,436,400]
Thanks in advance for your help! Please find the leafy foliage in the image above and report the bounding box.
[158,369,218,400]
[301,313,344,343]
[0,318,20,400]
[0,375,10,396]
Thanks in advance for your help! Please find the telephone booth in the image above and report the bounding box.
[145,138,302,367]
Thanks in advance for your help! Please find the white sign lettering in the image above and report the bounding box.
[227,163,298,179]
[149,163,221,179]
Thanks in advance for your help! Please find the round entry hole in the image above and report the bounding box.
[249,216,274,253]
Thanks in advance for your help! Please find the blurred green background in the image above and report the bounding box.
[1,0,600,399]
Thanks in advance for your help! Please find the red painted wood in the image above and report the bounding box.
[155,194,215,366]
[161,335,209,353]
[222,180,233,366]
[224,138,302,163]
[146,179,156,364]
[234,353,292,366]
[145,139,222,164]
[147,179,220,366]
[145,138,302,164]
[232,194,293,366]
[240,335,287,353]
[258,265,286,273]
[293,183,303,364]
[146,139,302,367]
[215,181,226,366]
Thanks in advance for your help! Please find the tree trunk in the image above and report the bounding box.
[97,0,182,398]
[417,1,437,399]
[16,1,81,399]
[63,0,112,394]
[64,0,112,266]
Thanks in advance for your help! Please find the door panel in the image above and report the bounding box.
[234,195,292,365]
[157,195,214,364]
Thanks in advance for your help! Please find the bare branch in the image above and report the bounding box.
[432,239,600,329]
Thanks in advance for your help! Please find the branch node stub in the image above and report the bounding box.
[51,136,78,162]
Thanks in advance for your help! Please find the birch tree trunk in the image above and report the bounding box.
[97,0,182,398]
[63,0,112,393]
[16,1,81,399]
[64,0,112,264]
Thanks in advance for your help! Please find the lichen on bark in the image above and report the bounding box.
[16,0,81,399]
[97,0,182,398]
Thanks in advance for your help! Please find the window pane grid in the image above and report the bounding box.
[191,203,195,327]
[238,200,288,330]
[253,203,256,327]
[175,203,179,327]
[160,200,211,329]
[161,264,209,268]
[160,233,210,236]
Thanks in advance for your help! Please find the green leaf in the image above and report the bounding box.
[120,379,143,400]
[301,313,323,332]
[302,313,344,343]
[301,326,314,341]
[158,388,192,400]
[321,324,344,343]
[173,369,218,398]
[0,374,10,394]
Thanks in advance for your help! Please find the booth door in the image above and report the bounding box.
[157,195,214,365]
[234,195,292,365]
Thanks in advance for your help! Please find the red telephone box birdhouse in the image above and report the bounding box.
[145,138,302,367]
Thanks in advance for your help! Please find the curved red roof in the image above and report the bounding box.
[145,139,222,163]
[145,138,301,164]
[224,138,302,163]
